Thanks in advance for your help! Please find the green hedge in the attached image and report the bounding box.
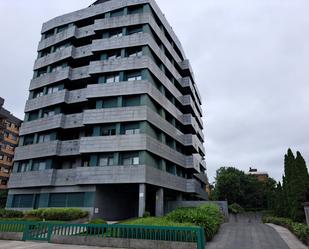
[0,209,23,218]
[25,208,88,221]
[123,217,196,227]
[262,216,309,245]
[166,204,224,241]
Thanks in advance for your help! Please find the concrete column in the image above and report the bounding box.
[155,188,164,217]
[138,184,146,217]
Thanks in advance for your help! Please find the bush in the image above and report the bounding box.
[25,208,88,221]
[228,203,245,214]
[0,209,23,218]
[262,216,309,245]
[143,211,151,218]
[123,217,196,227]
[166,204,224,241]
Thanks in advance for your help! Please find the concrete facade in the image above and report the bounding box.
[7,0,208,220]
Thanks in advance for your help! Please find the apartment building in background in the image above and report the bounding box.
[0,97,21,190]
[7,0,207,220]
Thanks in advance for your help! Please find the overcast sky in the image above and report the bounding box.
[0,0,308,182]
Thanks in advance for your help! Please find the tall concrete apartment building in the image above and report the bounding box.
[7,0,207,220]
[0,97,21,190]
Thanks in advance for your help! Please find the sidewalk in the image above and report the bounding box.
[0,240,125,249]
[266,223,308,249]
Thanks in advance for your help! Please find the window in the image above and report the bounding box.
[44,29,54,39]
[56,24,68,33]
[37,68,47,77]
[54,42,71,52]
[127,26,143,35]
[109,29,123,38]
[122,95,141,107]
[2,168,9,173]
[51,65,63,73]
[38,133,51,143]
[0,155,3,160]
[33,89,44,98]
[23,135,34,146]
[32,160,46,171]
[121,122,140,135]
[107,50,121,60]
[49,193,85,207]
[99,154,114,166]
[11,134,17,141]
[110,8,124,17]
[100,125,116,136]
[102,97,118,108]
[3,131,9,138]
[12,194,34,208]
[28,111,39,121]
[127,47,143,58]
[126,71,142,81]
[49,193,66,207]
[17,161,30,172]
[42,109,55,118]
[7,157,12,162]
[47,85,60,94]
[128,5,144,15]
[106,74,120,83]
[121,152,140,165]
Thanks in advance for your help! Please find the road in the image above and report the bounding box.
[206,213,292,249]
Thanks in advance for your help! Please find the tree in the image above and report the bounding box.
[290,152,309,221]
[275,149,309,221]
[283,149,295,216]
[273,182,285,217]
[212,167,274,210]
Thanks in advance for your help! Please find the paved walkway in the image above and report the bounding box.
[207,213,293,249]
[266,223,308,249]
[0,240,123,249]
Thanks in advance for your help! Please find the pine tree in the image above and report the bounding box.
[284,149,295,217]
[290,152,309,221]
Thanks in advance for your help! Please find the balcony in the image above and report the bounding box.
[38,25,77,51]
[8,169,55,188]
[30,67,70,90]
[14,141,59,161]
[25,90,67,112]
[34,46,73,70]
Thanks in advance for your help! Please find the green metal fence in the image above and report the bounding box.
[0,221,205,249]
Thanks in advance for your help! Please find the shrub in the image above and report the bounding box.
[0,209,23,218]
[262,216,309,245]
[166,204,224,241]
[228,203,245,214]
[143,211,151,218]
[123,217,196,227]
[25,208,88,221]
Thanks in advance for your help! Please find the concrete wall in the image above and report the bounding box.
[0,232,23,241]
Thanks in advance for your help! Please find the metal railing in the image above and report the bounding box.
[0,221,206,249]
